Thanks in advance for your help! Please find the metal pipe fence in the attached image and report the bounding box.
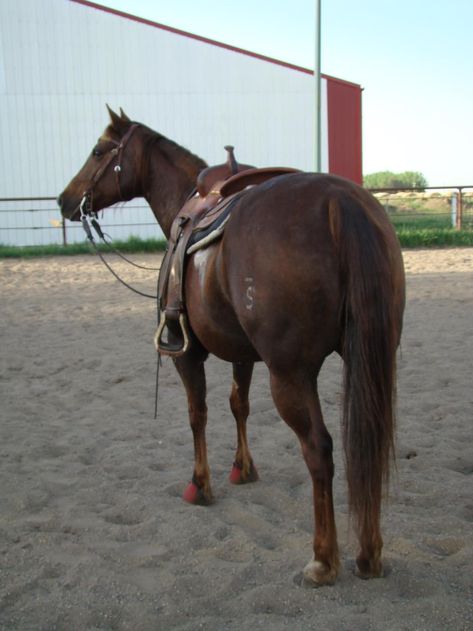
[1,186,472,247]
[369,185,473,231]
[0,198,164,247]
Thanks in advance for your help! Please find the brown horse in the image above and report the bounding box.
[58,107,405,586]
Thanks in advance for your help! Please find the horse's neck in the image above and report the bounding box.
[143,138,206,238]
[145,174,192,239]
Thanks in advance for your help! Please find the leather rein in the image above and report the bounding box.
[78,124,159,299]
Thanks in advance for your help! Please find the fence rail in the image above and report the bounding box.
[369,185,473,231]
[0,197,164,247]
[1,186,472,247]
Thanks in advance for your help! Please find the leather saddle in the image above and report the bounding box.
[154,147,300,356]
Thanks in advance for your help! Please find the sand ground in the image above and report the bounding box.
[0,248,472,630]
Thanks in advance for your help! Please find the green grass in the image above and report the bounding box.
[389,214,452,229]
[397,227,473,248]
[386,208,473,246]
[0,236,167,258]
[1,228,473,258]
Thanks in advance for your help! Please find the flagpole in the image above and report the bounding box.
[314,0,321,172]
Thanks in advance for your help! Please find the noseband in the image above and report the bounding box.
[80,123,139,217]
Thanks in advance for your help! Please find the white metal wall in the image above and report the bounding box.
[0,0,331,244]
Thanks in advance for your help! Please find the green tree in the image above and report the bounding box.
[364,171,428,190]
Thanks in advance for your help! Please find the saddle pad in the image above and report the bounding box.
[186,194,242,254]
[186,215,231,255]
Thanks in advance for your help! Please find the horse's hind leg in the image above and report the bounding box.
[270,370,339,586]
[229,362,259,484]
[173,351,213,505]
[356,507,383,579]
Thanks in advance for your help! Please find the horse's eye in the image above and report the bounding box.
[92,147,102,158]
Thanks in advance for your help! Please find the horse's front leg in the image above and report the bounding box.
[229,362,259,484]
[173,350,213,505]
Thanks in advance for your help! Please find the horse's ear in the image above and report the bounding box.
[106,104,123,130]
[119,107,131,122]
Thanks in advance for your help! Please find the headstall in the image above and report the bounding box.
[80,123,139,219]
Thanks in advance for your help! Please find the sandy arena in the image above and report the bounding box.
[0,248,472,630]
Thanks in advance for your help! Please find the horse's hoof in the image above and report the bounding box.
[355,558,384,580]
[229,461,259,485]
[303,559,338,587]
[182,481,213,506]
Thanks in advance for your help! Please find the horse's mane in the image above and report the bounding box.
[106,120,208,187]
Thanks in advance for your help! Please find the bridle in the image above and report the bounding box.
[79,123,139,219]
[77,122,160,296]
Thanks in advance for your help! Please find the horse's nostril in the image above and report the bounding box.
[57,195,63,209]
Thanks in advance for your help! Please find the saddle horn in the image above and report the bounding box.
[224,145,239,175]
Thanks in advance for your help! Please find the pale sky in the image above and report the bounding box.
[98,0,473,186]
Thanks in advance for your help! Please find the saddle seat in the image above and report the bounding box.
[155,148,300,356]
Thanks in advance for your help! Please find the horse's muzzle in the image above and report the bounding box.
[57,193,81,221]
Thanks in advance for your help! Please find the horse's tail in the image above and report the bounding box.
[328,187,404,537]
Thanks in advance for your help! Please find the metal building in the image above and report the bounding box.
[0,0,362,245]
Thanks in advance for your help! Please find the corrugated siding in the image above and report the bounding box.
[0,0,359,245]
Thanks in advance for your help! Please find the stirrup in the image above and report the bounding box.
[154,312,190,357]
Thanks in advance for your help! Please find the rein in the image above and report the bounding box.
[78,121,186,419]
[87,214,160,272]
[80,208,163,419]
[80,210,158,300]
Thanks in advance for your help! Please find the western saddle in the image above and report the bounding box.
[155,146,299,356]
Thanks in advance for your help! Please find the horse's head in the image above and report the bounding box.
[58,106,143,221]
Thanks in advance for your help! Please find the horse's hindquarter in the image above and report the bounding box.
[227,175,343,367]
[186,174,343,367]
